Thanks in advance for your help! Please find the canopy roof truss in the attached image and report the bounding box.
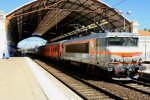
[7,0,131,45]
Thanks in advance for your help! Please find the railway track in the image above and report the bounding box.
[34,59,120,100]
[115,79,150,96]
[33,58,150,100]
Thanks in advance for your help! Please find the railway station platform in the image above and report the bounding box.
[140,63,150,81]
[0,57,82,100]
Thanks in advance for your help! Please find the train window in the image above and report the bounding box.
[123,38,138,46]
[108,37,123,46]
[66,43,89,53]
[107,37,138,46]
[53,46,55,52]
[52,47,53,52]
[53,47,54,52]
[46,47,49,52]
[54,46,57,52]
[55,47,57,52]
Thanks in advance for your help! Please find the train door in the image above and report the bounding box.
[96,38,105,66]
[89,39,96,64]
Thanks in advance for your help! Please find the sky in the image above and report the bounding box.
[17,37,46,49]
[0,0,32,14]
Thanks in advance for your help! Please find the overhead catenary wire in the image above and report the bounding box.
[112,0,128,7]
[139,22,150,28]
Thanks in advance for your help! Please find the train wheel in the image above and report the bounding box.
[86,65,90,72]
[91,65,94,72]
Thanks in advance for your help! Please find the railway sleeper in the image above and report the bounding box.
[86,95,111,99]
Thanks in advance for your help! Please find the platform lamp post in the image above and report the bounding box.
[118,10,132,31]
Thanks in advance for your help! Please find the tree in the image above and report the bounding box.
[144,28,150,32]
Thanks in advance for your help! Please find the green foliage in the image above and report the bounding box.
[144,28,150,32]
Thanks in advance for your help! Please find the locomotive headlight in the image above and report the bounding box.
[139,58,142,62]
[132,57,142,62]
[119,58,123,62]
[123,58,132,62]
[108,63,114,71]
[132,58,138,62]
[110,57,123,62]
[114,58,120,62]
[110,58,114,62]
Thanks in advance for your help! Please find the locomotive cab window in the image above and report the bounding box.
[106,37,138,46]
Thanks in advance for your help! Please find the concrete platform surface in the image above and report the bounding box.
[143,63,150,73]
[0,57,47,100]
[141,63,150,81]
[25,57,83,100]
[0,57,83,100]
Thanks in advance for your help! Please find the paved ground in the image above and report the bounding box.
[0,57,83,100]
[139,63,150,81]
[143,63,150,73]
[0,57,47,100]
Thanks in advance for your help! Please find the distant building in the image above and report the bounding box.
[138,30,150,61]
[0,11,5,20]
[0,11,7,58]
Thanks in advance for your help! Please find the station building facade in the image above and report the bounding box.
[0,11,7,58]
[138,30,150,61]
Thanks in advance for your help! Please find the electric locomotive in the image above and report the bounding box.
[62,32,146,79]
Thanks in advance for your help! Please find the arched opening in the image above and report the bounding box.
[15,37,46,56]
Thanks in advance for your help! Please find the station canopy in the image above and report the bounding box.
[7,0,131,45]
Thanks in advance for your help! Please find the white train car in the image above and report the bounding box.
[63,32,144,79]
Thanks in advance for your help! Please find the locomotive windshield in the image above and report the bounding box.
[107,37,138,46]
